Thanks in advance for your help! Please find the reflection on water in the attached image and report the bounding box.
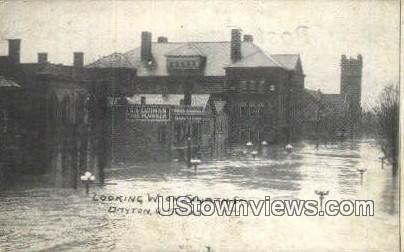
[0,139,399,251]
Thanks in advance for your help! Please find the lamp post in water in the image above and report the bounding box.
[251,150,258,160]
[186,137,192,168]
[190,159,201,172]
[285,144,293,153]
[315,190,329,211]
[246,141,253,159]
[261,140,268,157]
[80,171,95,194]
[357,168,367,185]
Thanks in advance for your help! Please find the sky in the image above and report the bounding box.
[0,0,400,109]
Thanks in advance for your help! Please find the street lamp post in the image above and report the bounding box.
[261,140,268,157]
[285,143,293,153]
[190,159,201,172]
[357,168,367,184]
[186,137,192,168]
[246,141,253,159]
[315,190,329,211]
[251,150,258,160]
[80,171,95,194]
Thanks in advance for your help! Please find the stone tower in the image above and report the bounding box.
[340,54,362,135]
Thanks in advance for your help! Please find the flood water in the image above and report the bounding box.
[0,139,399,251]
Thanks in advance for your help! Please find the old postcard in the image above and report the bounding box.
[0,0,401,251]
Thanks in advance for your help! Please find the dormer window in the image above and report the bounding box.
[165,43,205,73]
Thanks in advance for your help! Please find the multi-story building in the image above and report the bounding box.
[88,29,305,158]
[0,39,121,185]
[302,55,363,139]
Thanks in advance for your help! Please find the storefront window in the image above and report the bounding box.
[159,126,167,144]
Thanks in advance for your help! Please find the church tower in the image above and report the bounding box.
[340,54,362,135]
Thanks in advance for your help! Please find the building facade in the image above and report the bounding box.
[0,39,124,185]
[88,29,305,158]
[302,54,363,139]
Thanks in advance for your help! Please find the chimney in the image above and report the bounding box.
[184,91,191,106]
[157,36,168,43]
[231,29,241,62]
[73,52,84,67]
[243,34,253,42]
[141,31,152,61]
[38,53,48,64]
[8,39,21,64]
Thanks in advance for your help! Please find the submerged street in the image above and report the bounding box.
[0,139,399,252]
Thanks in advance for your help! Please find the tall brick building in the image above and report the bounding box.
[0,39,121,185]
[340,54,362,134]
[88,29,305,159]
[302,55,363,139]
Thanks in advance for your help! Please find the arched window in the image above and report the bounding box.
[61,96,71,123]
[48,92,59,122]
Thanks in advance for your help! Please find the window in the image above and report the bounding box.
[141,96,146,105]
[192,123,199,139]
[241,105,248,117]
[250,105,256,116]
[240,80,248,91]
[175,124,181,144]
[240,128,248,143]
[249,80,256,91]
[159,126,167,144]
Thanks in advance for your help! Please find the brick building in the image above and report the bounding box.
[114,93,230,161]
[302,55,363,139]
[88,29,305,158]
[0,39,124,185]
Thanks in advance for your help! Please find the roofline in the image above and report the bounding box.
[165,55,205,58]
[224,66,286,70]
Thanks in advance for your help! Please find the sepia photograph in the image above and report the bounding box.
[0,0,401,251]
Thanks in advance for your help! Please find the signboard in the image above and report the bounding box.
[172,114,204,121]
[126,105,170,121]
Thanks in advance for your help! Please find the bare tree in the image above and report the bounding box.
[373,84,399,175]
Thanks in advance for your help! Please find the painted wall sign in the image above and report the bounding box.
[126,105,170,121]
